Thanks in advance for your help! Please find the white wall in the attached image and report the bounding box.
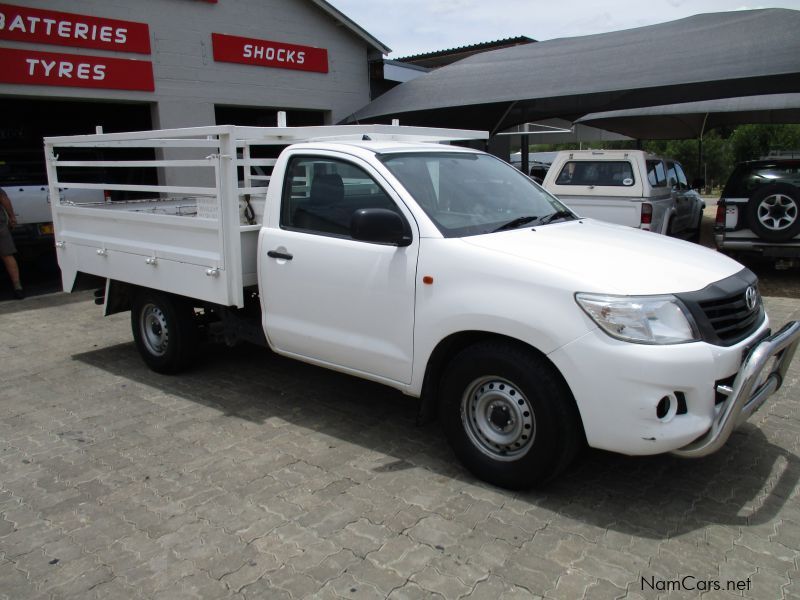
[0,0,377,127]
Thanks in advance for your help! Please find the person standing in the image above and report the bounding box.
[0,188,24,299]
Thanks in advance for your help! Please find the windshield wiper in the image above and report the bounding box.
[492,215,539,233]
[537,210,576,226]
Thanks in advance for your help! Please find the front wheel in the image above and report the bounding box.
[131,289,198,374]
[439,341,583,489]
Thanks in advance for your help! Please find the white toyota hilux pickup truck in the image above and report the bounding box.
[46,124,800,489]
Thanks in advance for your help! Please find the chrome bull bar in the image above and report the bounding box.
[672,320,800,458]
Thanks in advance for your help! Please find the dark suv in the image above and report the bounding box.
[715,156,800,262]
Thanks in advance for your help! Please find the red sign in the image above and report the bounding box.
[0,47,154,91]
[212,33,328,74]
[0,3,150,54]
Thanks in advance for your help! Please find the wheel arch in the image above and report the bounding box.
[417,330,583,435]
[104,281,203,316]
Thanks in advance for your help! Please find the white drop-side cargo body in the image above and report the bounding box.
[46,125,800,489]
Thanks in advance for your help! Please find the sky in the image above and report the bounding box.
[326,0,800,57]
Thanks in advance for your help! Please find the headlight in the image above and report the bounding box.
[575,293,699,345]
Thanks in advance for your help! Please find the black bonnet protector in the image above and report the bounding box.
[676,268,765,347]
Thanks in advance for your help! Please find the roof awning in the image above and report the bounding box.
[345,9,800,133]
[574,94,800,139]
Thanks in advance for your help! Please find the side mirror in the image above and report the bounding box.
[350,208,412,246]
[691,178,705,191]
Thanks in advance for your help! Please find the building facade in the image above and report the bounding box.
[0,0,388,178]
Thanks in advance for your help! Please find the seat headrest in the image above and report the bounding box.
[310,173,344,205]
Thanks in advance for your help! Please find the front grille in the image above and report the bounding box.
[676,269,765,347]
[698,289,762,345]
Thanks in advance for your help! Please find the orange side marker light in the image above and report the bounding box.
[422,276,434,285]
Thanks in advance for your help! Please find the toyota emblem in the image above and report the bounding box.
[745,286,759,311]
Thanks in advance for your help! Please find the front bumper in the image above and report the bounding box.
[548,318,800,456]
[671,320,800,457]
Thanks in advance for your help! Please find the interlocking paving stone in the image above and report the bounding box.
[1,290,798,598]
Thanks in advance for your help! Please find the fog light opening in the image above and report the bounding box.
[656,393,679,422]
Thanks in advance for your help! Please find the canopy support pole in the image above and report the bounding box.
[521,134,530,174]
[490,101,519,138]
[698,112,709,179]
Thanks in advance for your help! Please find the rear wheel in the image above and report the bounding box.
[131,289,197,373]
[746,184,800,242]
[439,341,583,489]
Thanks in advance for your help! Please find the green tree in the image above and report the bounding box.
[728,124,800,163]
[639,132,732,188]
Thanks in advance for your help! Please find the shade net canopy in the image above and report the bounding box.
[346,9,800,133]
[574,94,800,139]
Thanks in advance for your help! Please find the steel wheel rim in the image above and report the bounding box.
[757,194,798,231]
[461,376,535,461]
[140,303,169,357]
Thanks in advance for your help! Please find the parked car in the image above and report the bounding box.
[509,152,555,184]
[542,150,705,240]
[715,157,800,264]
[1,160,105,259]
[528,162,550,184]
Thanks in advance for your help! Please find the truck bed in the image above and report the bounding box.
[46,125,270,308]
[55,197,262,307]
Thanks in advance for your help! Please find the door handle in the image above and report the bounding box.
[267,250,293,260]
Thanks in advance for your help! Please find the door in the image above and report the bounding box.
[261,154,418,385]
[666,161,692,234]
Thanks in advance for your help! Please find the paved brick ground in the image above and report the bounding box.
[1,292,798,599]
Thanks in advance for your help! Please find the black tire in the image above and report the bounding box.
[439,340,583,489]
[131,289,198,374]
[746,183,800,242]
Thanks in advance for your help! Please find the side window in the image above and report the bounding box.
[666,162,678,188]
[673,163,688,189]
[646,160,667,187]
[281,156,404,238]
[754,165,800,188]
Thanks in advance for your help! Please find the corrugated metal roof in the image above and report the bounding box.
[396,36,536,62]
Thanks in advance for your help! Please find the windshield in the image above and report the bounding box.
[380,152,574,237]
